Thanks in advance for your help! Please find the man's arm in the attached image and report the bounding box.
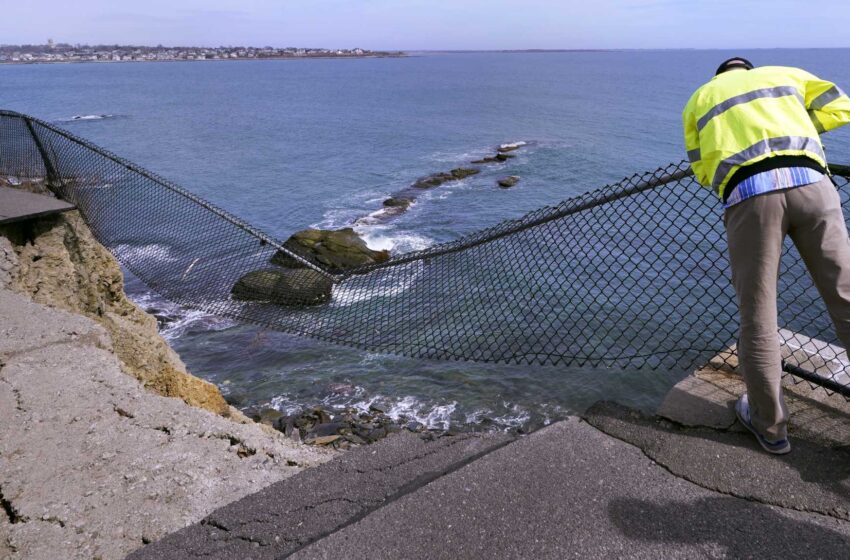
[800,71,850,133]
[682,97,709,187]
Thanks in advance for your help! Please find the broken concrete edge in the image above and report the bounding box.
[657,347,850,449]
[127,429,517,560]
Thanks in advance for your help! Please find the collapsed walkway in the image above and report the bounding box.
[132,370,850,560]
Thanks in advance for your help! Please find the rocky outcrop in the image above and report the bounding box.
[498,142,526,153]
[0,210,231,416]
[498,176,521,188]
[412,167,480,189]
[269,227,390,273]
[231,268,333,306]
[449,167,480,180]
[383,196,415,209]
[472,153,515,164]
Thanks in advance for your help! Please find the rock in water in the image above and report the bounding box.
[270,228,390,273]
[231,268,333,306]
[450,167,480,179]
[495,153,515,161]
[413,172,455,189]
[498,176,521,188]
[383,196,415,209]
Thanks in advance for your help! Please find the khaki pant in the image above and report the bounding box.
[724,175,850,441]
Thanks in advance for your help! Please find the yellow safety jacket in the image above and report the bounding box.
[683,65,850,200]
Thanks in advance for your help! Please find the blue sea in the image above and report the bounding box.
[4,50,850,429]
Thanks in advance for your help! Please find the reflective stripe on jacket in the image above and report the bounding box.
[682,65,850,199]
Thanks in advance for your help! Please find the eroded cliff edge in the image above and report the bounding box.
[0,203,334,559]
[1,208,230,415]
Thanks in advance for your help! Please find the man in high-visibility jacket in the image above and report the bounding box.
[683,57,850,454]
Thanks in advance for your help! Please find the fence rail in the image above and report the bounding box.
[2,109,849,399]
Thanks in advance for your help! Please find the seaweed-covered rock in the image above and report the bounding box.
[472,154,515,164]
[450,167,480,179]
[413,172,455,189]
[231,268,332,306]
[498,176,521,188]
[270,228,390,273]
[383,196,415,209]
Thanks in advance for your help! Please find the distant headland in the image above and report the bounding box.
[0,42,406,64]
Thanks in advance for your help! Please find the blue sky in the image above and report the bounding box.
[6,0,850,50]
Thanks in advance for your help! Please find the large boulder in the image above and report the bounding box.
[270,228,390,273]
[383,196,415,209]
[231,268,333,306]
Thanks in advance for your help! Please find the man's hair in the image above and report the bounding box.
[715,57,754,76]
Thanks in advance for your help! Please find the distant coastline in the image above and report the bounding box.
[0,43,406,65]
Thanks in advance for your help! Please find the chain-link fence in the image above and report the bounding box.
[2,109,849,398]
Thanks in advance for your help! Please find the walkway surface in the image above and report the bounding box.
[133,388,850,559]
[0,288,331,560]
[0,186,74,225]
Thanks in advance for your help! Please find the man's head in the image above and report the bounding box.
[715,57,754,76]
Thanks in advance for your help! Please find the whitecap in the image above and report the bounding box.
[499,141,528,150]
[60,114,120,123]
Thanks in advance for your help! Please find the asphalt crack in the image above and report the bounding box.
[282,434,516,558]
[580,416,850,522]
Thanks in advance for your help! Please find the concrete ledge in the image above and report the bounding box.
[128,429,515,559]
[0,186,74,225]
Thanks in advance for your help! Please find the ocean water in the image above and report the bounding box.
[4,50,850,429]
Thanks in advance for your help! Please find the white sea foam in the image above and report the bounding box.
[346,395,458,430]
[159,309,236,340]
[61,114,119,122]
[113,243,178,263]
[491,402,532,428]
[129,288,235,341]
[357,227,433,254]
[499,141,528,150]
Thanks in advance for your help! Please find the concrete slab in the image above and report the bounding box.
[290,417,850,560]
[0,186,74,225]
[128,429,515,559]
[586,401,850,521]
[658,362,850,448]
[0,288,112,356]
[0,288,332,560]
[656,371,738,429]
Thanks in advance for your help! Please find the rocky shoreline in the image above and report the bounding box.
[243,402,521,451]
[230,141,530,305]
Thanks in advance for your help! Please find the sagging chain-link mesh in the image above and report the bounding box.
[1,110,849,398]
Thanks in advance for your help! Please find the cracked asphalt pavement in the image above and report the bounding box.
[134,403,850,559]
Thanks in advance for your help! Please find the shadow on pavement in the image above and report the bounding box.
[585,401,850,519]
[609,495,850,557]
